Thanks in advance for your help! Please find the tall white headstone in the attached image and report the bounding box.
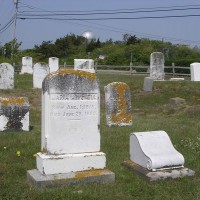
[49,57,59,73]
[33,63,50,89]
[37,69,107,175]
[20,56,33,74]
[150,52,165,80]
[0,63,14,89]
[190,62,200,81]
[74,59,95,73]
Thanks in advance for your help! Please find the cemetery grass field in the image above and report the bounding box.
[1,73,200,200]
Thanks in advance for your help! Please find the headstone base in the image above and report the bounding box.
[27,168,115,188]
[123,160,195,182]
[37,152,106,175]
[170,78,184,81]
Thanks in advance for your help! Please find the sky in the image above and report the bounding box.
[0,0,200,50]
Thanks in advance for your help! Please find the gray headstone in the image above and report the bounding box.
[104,82,132,127]
[150,52,165,80]
[143,77,153,92]
[0,97,29,131]
[0,63,14,89]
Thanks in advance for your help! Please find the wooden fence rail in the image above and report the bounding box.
[13,63,191,77]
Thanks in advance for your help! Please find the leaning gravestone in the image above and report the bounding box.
[27,69,115,187]
[123,130,195,181]
[150,52,165,80]
[49,57,59,73]
[0,63,14,89]
[74,59,95,73]
[20,56,33,74]
[104,82,132,127]
[190,62,200,81]
[0,97,29,131]
[33,63,50,89]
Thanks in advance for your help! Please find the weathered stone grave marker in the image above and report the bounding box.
[104,82,132,126]
[123,130,195,181]
[20,56,33,74]
[49,57,59,73]
[27,69,115,187]
[190,62,200,81]
[143,77,153,92]
[0,63,14,89]
[150,52,165,80]
[74,59,95,73]
[0,97,29,131]
[33,63,49,88]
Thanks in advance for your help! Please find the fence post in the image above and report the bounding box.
[95,61,98,73]
[172,63,175,77]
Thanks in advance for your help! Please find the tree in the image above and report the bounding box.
[123,34,140,45]
[3,39,22,58]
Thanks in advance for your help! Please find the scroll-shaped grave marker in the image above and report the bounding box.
[49,57,59,73]
[123,131,195,181]
[0,97,29,131]
[104,82,132,127]
[20,56,33,74]
[190,62,200,81]
[74,59,95,73]
[33,63,49,88]
[0,63,14,89]
[27,69,115,187]
[150,52,165,80]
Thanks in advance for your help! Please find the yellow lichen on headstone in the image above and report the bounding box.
[109,82,132,124]
[48,69,96,80]
[0,97,27,107]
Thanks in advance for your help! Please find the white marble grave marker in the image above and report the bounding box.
[0,97,29,131]
[74,59,95,73]
[190,62,200,81]
[33,63,49,88]
[37,69,107,175]
[49,57,59,73]
[130,131,184,171]
[20,56,33,74]
[0,63,14,89]
[104,82,132,127]
[150,52,165,80]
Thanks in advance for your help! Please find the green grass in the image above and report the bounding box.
[1,73,200,200]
